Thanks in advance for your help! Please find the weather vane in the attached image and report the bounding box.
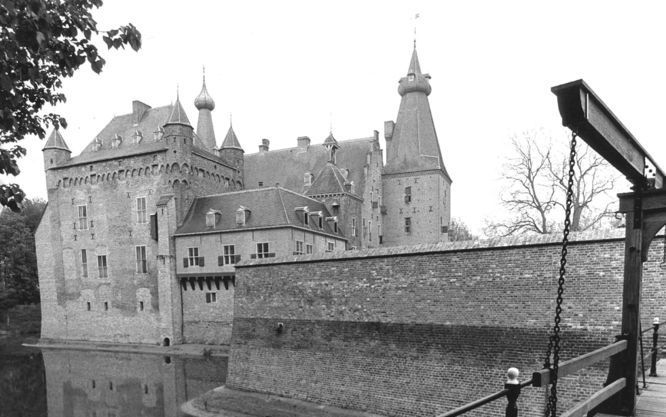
[413,13,420,48]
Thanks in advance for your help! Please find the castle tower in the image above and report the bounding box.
[219,124,244,188]
[42,128,72,189]
[194,70,216,151]
[381,47,452,246]
[306,133,363,249]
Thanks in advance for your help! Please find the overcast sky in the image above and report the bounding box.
[8,0,666,234]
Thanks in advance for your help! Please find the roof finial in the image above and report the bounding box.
[176,83,180,100]
[202,65,206,84]
[229,112,233,127]
[413,13,420,49]
[329,112,333,134]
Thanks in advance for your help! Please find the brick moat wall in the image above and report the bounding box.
[228,230,666,417]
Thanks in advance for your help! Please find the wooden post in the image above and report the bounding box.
[650,317,660,377]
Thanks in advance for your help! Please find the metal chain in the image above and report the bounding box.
[544,131,577,417]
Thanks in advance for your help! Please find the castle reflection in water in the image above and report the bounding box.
[42,349,227,417]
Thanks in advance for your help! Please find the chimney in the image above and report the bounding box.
[132,100,151,125]
[259,138,270,152]
[297,136,311,148]
[384,120,394,141]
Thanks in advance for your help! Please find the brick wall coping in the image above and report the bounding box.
[235,228,626,268]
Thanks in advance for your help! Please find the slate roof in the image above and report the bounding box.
[244,136,376,196]
[385,48,451,180]
[56,99,224,168]
[306,162,349,197]
[221,126,242,149]
[175,187,344,238]
[43,128,70,152]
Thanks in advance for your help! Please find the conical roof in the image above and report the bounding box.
[220,125,242,150]
[43,128,71,152]
[407,47,422,75]
[165,93,191,126]
[386,48,449,179]
[323,132,339,148]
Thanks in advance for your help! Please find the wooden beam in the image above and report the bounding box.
[560,378,626,417]
[532,340,627,387]
[551,80,664,189]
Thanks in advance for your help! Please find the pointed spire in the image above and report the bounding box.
[194,67,215,111]
[43,128,71,152]
[221,125,242,150]
[166,88,191,126]
[407,47,422,75]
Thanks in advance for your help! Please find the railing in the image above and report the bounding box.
[639,317,660,383]
[437,339,631,417]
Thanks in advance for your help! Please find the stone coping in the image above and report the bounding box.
[236,228,627,268]
[28,339,229,357]
[182,385,385,417]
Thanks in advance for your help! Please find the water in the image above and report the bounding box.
[0,340,228,417]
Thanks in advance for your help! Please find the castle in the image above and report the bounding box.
[35,47,451,345]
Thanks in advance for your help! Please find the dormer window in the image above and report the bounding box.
[295,206,310,225]
[304,172,313,187]
[326,216,338,233]
[408,74,415,81]
[111,134,123,149]
[236,206,250,226]
[206,209,221,228]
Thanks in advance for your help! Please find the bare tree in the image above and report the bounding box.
[448,218,477,242]
[487,130,618,237]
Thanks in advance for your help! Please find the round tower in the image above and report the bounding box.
[42,128,71,189]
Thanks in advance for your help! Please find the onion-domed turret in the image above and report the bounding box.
[397,47,432,96]
[194,75,216,111]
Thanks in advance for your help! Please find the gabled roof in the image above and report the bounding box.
[306,162,349,197]
[175,187,344,237]
[244,136,376,195]
[43,128,70,152]
[221,126,242,150]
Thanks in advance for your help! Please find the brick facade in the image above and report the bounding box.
[228,230,665,417]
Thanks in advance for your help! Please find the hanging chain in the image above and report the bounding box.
[544,131,577,417]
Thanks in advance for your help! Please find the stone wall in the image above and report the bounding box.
[381,170,450,247]
[228,230,665,417]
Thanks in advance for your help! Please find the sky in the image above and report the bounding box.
[7,0,666,234]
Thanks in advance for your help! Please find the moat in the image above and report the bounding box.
[0,337,227,417]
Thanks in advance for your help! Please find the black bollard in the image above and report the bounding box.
[650,318,660,377]
[505,367,521,417]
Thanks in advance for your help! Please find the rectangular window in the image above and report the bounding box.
[139,301,144,311]
[223,245,236,265]
[256,242,269,258]
[306,244,313,254]
[135,246,147,273]
[81,249,88,278]
[104,301,109,311]
[405,217,412,233]
[188,247,199,266]
[78,205,88,230]
[363,218,367,238]
[352,217,357,237]
[295,240,304,255]
[205,292,217,303]
[136,197,147,224]
[327,241,335,252]
[404,186,412,204]
[369,220,372,241]
[97,255,108,278]
[86,302,91,311]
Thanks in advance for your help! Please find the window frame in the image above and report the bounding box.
[188,247,199,266]
[97,255,108,278]
[295,240,304,255]
[81,249,88,278]
[256,242,269,258]
[223,244,236,265]
[205,292,217,303]
[78,204,88,230]
[135,245,147,273]
[136,197,147,224]
[405,217,412,233]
